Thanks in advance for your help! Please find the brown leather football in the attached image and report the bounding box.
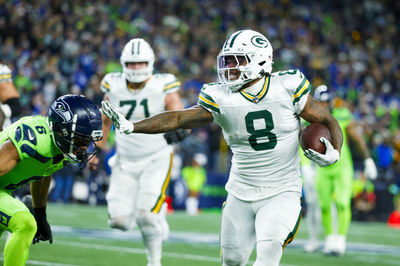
[300,123,332,154]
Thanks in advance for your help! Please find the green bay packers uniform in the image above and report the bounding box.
[0,64,15,128]
[198,69,309,264]
[0,64,12,83]
[101,72,179,217]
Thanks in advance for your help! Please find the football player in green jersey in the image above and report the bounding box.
[0,94,102,266]
[312,85,377,256]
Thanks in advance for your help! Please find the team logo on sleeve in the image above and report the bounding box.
[53,100,72,123]
[251,35,269,48]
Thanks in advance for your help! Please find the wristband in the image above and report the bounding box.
[33,207,47,221]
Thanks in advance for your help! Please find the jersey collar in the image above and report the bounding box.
[239,75,270,103]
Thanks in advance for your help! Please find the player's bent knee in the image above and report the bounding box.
[108,216,132,231]
[222,248,244,266]
[10,211,37,240]
[137,210,156,225]
[254,240,282,266]
[136,210,162,236]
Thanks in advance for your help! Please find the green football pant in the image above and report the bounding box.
[316,165,353,236]
[0,190,37,266]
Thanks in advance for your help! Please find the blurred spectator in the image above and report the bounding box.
[49,165,79,204]
[182,153,208,216]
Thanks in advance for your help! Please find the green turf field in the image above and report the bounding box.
[2,203,399,265]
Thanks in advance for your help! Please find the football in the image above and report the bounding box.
[300,123,332,154]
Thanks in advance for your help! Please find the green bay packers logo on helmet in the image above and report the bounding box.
[251,35,269,48]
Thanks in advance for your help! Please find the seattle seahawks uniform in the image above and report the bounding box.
[199,69,309,264]
[0,115,67,247]
[101,72,180,220]
[0,116,68,192]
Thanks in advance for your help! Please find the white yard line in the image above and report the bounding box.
[0,257,79,266]
[55,239,298,266]
[52,225,400,256]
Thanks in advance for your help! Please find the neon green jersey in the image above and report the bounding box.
[321,107,353,171]
[0,116,68,192]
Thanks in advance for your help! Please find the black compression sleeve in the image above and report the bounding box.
[4,97,21,118]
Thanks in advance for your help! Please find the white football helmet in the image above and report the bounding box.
[217,29,273,92]
[313,85,333,102]
[120,38,155,83]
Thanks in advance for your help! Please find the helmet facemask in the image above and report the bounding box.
[217,54,255,92]
[48,94,103,168]
[50,114,103,168]
[217,30,273,92]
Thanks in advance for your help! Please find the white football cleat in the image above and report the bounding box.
[336,235,346,256]
[304,239,319,253]
[323,234,336,255]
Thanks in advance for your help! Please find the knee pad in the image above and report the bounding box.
[222,247,244,266]
[136,210,162,237]
[319,201,331,213]
[108,215,135,231]
[254,240,282,266]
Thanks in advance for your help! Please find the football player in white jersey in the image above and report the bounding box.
[0,64,21,130]
[96,38,186,266]
[102,30,343,266]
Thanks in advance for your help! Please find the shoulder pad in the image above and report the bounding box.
[100,72,122,93]
[0,64,12,82]
[157,73,181,93]
[201,82,221,91]
[276,69,311,106]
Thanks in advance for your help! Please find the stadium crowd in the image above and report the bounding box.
[0,0,399,221]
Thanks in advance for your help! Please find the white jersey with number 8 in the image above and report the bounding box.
[198,69,310,200]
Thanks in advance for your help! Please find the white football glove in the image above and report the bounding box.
[304,137,340,167]
[101,101,134,134]
[364,157,377,180]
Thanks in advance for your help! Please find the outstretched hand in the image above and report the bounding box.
[101,101,134,134]
[304,137,339,167]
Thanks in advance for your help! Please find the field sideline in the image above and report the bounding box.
[2,203,399,266]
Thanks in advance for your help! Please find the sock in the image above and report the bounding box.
[186,197,198,215]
